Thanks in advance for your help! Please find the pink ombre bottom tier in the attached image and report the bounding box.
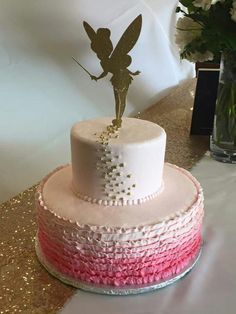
[36,164,203,292]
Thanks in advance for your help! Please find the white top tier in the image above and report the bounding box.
[71,117,166,205]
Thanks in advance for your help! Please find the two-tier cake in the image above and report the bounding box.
[35,117,204,294]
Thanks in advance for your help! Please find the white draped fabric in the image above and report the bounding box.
[60,155,236,314]
[0,0,194,203]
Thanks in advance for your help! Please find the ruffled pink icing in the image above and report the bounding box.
[39,228,201,268]
[36,163,204,287]
[37,213,202,286]
[38,230,201,286]
[38,217,202,257]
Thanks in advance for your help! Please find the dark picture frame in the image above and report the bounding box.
[190,63,220,135]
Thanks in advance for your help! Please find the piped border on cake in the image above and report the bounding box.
[36,163,204,234]
[71,182,164,206]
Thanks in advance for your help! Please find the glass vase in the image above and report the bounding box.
[210,50,236,163]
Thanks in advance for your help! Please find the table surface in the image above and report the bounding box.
[61,155,236,314]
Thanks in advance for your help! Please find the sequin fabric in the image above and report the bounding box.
[0,187,75,314]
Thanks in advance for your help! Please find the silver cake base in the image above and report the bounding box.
[35,238,202,295]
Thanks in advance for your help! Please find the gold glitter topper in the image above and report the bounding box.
[73,14,142,128]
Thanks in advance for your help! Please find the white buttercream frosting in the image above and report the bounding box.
[71,117,166,205]
[40,163,201,228]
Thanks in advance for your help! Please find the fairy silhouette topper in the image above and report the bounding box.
[73,14,142,128]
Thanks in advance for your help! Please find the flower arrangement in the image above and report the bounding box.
[175,0,236,62]
[175,0,236,162]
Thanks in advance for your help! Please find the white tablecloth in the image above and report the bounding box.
[0,0,194,203]
[60,155,236,314]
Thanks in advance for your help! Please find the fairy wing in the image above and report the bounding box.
[83,21,96,41]
[110,14,142,62]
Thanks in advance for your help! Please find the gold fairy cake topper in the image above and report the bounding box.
[73,14,142,128]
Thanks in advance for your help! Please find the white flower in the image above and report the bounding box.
[175,17,202,51]
[185,51,214,63]
[231,0,236,22]
[175,16,214,63]
[193,0,221,10]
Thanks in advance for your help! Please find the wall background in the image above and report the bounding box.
[0,0,194,203]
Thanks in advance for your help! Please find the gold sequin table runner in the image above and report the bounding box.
[0,78,209,313]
